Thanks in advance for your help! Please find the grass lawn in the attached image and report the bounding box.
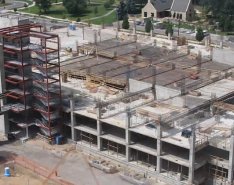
[20,3,116,25]
[91,11,117,25]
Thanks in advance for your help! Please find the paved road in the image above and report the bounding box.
[0,1,26,11]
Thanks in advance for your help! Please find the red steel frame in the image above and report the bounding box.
[32,33,62,137]
[0,24,62,139]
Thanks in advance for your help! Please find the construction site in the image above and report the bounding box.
[0,15,234,185]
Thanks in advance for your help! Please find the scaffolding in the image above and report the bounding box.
[0,23,62,140]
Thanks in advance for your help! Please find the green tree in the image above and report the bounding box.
[122,16,129,29]
[196,27,205,41]
[35,0,52,13]
[197,0,234,32]
[109,0,115,5]
[94,5,98,14]
[145,18,152,33]
[117,0,127,20]
[223,0,234,17]
[1,0,5,4]
[165,23,173,36]
[104,1,111,9]
[63,0,87,15]
[126,0,136,14]
[224,18,232,32]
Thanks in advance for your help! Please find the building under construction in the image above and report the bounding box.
[0,22,234,185]
[0,23,62,141]
[60,39,234,185]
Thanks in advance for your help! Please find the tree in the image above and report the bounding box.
[224,18,232,32]
[35,0,52,13]
[94,5,98,14]
[122,16,129,29]
[63,0,87,15]
[116,0,127,20]
[145,18,152,33]
[197,0,234,32]
[165,23,173,36]
[126,0,136,14]
[196,27,205,41]
[104,1,111,9]
[1,0,5,4]
[109,0,115,5]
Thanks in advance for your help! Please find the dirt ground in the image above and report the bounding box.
[0,165,58,185]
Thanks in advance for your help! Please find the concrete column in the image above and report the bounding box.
[210,93,217,116]
[70,98,77,141]
[210,46,213,61]
[125,65,130,93]
[168,33,171,40]
[188,126,196,184]
[150,29,154,37]
[97,106,102,150]
[133,19,136,35]
[228,135,234,183]
[126,110,131,162]
[157,118,162,173]
[152,67,156,100]
[220,41,223,49]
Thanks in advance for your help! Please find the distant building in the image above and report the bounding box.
[142,0,194,21]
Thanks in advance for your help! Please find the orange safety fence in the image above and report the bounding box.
[12,156,74,185]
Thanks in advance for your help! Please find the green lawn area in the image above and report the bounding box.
[20,2,116,25]
[91,11,117,25]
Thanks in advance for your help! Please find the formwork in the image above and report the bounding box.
[0,24,62,140]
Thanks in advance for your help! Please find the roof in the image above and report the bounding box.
[170,0,191,12]
[151,0,173,11]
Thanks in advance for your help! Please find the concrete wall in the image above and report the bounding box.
[213,48,234,66]
[156,85,180,100]
[142,2,157,18]
[129,79,180,100]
